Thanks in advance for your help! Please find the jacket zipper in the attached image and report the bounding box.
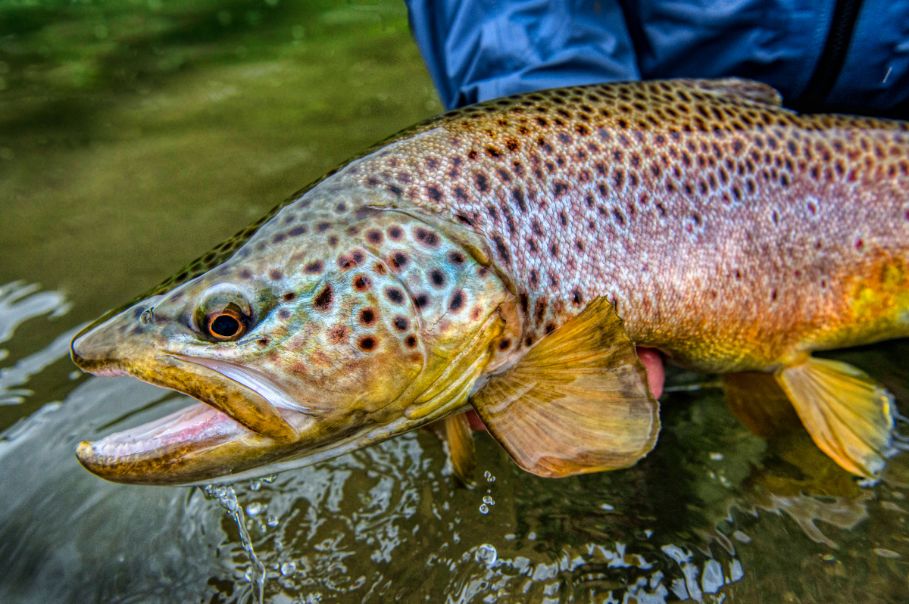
[795,0,864,112]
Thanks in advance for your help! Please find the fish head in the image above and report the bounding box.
[72,183,517,484]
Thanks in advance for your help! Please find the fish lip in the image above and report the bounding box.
[168,353,315,417]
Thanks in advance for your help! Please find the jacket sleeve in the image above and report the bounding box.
[405,0,640,109]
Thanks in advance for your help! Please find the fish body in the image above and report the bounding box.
[71,79,909,484]
[344,79,909,372]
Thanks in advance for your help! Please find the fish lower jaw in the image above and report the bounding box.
[76,399,250,473]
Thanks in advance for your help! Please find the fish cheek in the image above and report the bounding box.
[279,317,422,415]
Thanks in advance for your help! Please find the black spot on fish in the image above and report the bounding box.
[314,285,332,310]
[475,172,490,193]
[430,269,446,287]
[353,275,370,291]
[390,252,408,270]
[426,185,443,202]
[449,290,464,312]
[414,228,439,247]
[511,187,527,212]
[385,287,404,304]
[492,235,510,262]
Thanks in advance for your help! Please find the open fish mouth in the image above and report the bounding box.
[72,348,315,485]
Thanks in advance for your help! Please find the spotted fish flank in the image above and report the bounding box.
[70,79,909,484]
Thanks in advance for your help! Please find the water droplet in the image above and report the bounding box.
[483,470,496,483]
[281,561,297,576]
[478,503,489,515]
[266,515,279,528]
[243,568,255,583]
[475,544,497,566]
[263,474,277,484]
[709,452,724,461]
[482,495,495,506]
[249,480,262,491]
[246,501,264,517]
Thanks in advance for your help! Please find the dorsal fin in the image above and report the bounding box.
[683,78,783,106]
[470,297,659,477]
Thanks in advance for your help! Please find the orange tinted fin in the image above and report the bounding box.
[470,297,659,478]
[775,357,895,478]
[444,412,476,485]
[724,372,801,438]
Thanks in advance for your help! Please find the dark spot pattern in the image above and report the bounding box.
[314,285,333,311]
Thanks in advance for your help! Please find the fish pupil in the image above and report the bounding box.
[210,314,241,338]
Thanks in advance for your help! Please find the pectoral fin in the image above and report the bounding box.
[443,412,476,484]
[775,357,895,478]
[470,297,659,478]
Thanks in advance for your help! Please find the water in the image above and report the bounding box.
[1,1,908,602]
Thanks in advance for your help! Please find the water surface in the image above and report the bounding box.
[1,2,908,602]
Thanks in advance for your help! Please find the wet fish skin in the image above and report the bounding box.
[71,79,909,484]
[347,79,909,371]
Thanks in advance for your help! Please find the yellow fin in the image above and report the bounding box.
[775,357,895,478]
[724,372,801,438]
[470,297,659,478]
[685,78,783,106]
[443,412,476,485]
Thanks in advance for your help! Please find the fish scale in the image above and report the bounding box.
[340,79,909,371]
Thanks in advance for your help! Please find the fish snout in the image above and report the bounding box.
[71,324,117,374]
[70,306,146,375]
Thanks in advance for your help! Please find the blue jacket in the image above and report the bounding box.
[405,0,909,118]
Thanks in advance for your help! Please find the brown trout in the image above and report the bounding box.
[70,79,909,485]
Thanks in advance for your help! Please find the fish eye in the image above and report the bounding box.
[194,284,255,341]
[205,306,248,341]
